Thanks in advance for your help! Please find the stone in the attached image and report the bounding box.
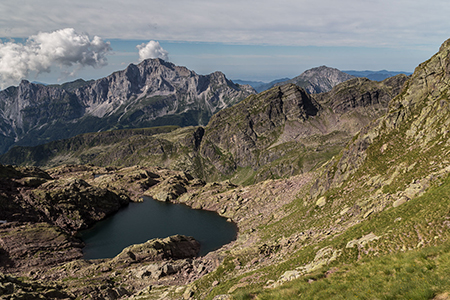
[363,209,374,218]
[183,287,194,299]
[213,295,232,300]
[269,246,342,289]
[340,207,350,215]
[346,233,379,249]
[393,196,409,208]
[113,235,200,264]
[316,196,327,208]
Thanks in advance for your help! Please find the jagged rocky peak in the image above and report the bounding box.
[127,58,196,82]
[0,58,255,153]
[206,83,319,138]
[199,84,321,173]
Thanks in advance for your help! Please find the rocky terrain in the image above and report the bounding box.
[2,38,450,300]
[0,164,227,299]
[0,58,254,154]
[1,73,408,186]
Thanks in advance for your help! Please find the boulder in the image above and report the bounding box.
[113,235,200,264]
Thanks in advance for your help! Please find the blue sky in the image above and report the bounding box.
[0,0,448,87]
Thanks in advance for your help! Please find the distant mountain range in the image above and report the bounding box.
[234,68,411,93]
[0,59,254,154]
[0,61,411,155]
[233,78,290,93]
[234,66,353,94]
[343,70,412,81]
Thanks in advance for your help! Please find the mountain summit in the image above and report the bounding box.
[0,59,255,153]
[276,65,355,93]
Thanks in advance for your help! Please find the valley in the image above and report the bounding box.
[1,38,450,300]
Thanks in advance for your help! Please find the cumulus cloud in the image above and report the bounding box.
[137,41,169,61]
[0,28,111,89]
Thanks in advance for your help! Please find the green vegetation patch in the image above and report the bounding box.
[249,242,450,300]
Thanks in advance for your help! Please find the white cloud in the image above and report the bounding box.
[137,41,169,61]
[0,28,111,88]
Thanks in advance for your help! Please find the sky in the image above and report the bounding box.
[0,0,449,88]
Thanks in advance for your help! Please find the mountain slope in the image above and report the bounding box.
[0,59,254,154]
[199,74,407,183]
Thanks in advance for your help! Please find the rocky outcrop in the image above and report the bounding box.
[200,84,319,174]
[0,164,53,224]
[0,59,255,153]
[0,273,71,300]
[275,66,355,94]
[267,246,341,288]
[112,235,200,264]
[314,74,408,114]
[0,222,83,274]
[0,163,131,233]
[30,177,129,232]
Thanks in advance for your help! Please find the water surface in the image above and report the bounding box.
[79,196,237,259]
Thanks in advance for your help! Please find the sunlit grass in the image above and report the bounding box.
[239,241,450,299]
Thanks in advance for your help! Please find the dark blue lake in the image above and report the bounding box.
[79,196,237,259]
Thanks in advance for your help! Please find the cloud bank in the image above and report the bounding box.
[0,28,111,88]
[137,41,169,61]
[1,0,448,51]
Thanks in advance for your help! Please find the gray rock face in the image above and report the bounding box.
[276,65,355,94]
[201,84,320,174]
[0,59,255,153]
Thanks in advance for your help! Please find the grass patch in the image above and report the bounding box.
[245,241,450,299]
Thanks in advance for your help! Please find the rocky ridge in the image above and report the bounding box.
[0,59,254,153]
[311,38,450,199]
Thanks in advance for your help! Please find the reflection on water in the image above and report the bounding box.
[79,196,237,259]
